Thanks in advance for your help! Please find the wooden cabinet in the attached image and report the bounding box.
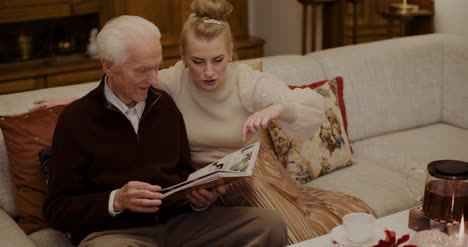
[47,67,103,88]
[380,9,434,38]
[0,78,46,95]
[0,0,101,24]
[341,0,434,45]
[0,0,263,95]
[0,58,102,94]
[103,0,263,68]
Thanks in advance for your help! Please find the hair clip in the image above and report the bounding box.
[204,19,222,25]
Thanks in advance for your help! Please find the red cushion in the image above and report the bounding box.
[0,105,66,234]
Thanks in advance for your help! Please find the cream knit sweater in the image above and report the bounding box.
[158,61,325,167]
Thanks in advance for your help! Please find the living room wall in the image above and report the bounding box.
[249,0,468,57]
[434,0,468,37]
[248,0,303,56]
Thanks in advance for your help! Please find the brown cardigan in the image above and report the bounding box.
[43,78,194,245]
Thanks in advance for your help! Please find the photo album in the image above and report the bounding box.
[161,142,261,206]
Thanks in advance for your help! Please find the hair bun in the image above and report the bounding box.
[191,0,233,21]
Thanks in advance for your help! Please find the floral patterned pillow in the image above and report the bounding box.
[267,77,353,184]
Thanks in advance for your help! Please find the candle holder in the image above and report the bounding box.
[409,207,468,234]
[408,229,448,247]
[447,219,467,247]
[389,0,419,14]
[448,233,467,247]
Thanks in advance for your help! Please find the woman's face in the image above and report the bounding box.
[181,32,233,91]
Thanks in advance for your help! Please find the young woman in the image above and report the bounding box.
[32,0,374,243]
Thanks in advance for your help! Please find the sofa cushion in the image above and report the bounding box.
[268,77,353,183]
[0,81,98,116]
[308,34,445,142]
[262,55,327,86]
[352,123,468,174]
[29,228,74,247]
[0,105,67,234]
[0,130,17,217]
[0,209,36,247]
[315,122,468,218]
[441,34,468,129]
[306,159,418,218]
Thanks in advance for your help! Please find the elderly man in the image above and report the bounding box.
[43,15,287,247]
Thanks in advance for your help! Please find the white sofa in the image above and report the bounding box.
[1,33,468,246]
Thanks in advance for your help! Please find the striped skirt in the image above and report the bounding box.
[218,144,376,244]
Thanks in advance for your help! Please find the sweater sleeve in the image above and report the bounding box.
[237,64,326,142]
[43,109,114,233]
[156,61,186,99]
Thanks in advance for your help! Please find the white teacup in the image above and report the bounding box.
[342,212,376,243]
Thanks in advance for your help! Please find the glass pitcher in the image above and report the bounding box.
[407,160,468,223]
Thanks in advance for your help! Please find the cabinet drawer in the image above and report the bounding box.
[47,69,102,88]
[237,46,264,60]
[0,78,46,95]
[0,3,70,23]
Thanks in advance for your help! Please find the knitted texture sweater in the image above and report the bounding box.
[43,79,194,245]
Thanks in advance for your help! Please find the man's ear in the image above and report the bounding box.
[101,59,114,75]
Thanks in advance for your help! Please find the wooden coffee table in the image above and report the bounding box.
[288,209,416,246]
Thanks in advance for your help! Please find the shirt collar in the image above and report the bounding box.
[103,76,146,117]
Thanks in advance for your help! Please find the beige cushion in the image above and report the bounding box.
[0,81,98,116]
[0,209,36,247]
[353,123,468,173]
[308,123,468,217]
[29,228,73,247]
[442,34,468,129]
[307,34,445,142]
[262,55,327,86]
[306,159,418,218]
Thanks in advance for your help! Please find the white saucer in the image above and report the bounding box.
[330,224,386,246]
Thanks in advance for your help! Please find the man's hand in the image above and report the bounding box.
[114,181,163,213]
[187,184,226,208]
[242,104,284,141]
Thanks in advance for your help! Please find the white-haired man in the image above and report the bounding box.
[43,15,287,247]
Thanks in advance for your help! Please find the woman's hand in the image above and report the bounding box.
[114,181,163,213]
[242,104,285,141]
[187,184,226,208]
[29,98,76,112]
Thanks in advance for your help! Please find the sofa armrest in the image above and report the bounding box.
[0,208,36,247]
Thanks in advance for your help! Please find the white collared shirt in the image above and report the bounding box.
[104,76,146,217]
[104,78,146,134]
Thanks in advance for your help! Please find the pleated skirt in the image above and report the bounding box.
[218,144,376,244]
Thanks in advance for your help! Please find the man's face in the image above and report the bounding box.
[105,35,163,106]
[181,31,232,91]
